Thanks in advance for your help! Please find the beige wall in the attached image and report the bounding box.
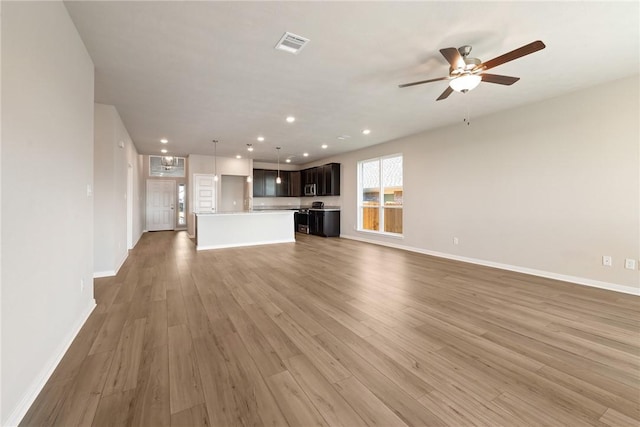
[318,75,639,292]
[1,2,96,423]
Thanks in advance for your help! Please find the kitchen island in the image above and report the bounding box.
[195,210,295,250]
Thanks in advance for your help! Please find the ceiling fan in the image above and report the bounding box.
[399,40,546,100]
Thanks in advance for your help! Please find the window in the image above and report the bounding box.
[358,154,403,235]
[177,183,186,226]
[149,155,186,177]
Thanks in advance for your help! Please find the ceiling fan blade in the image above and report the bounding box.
[398,76,449,88]
[481,73,520,85]
[478,40,546,72]
[440,47,465,69]
[436,86,453,101]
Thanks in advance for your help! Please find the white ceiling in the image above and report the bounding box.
[64,1,639,164]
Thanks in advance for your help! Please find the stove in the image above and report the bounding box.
[296,202,324,233]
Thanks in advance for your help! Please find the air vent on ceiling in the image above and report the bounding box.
[275,32,309,54]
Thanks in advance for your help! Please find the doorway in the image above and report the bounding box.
[146,179,175,231]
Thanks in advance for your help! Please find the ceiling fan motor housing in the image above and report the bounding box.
[450,58,481,77]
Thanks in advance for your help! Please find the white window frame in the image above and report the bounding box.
[357,153,403,237]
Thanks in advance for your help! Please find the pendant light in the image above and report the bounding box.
[160,156,176,170]
[276,147,282,184]
[212,139,219,181]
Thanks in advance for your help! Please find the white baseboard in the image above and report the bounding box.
[93,250,129,279]
[114,251,128,275]
[5,302,97,427]
[93,270,116,278]
[340,234,640,296]
[130,231,143,250]
[197,238,295,251]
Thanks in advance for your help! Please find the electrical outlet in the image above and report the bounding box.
[453,237,459,245]
[625,259,636,270]
[602,256,612,267]
[80,279,84,292]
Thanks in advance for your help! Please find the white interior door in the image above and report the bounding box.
[193,174,216,213]
[146,180,175,231]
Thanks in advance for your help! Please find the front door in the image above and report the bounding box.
[146,180,175,231]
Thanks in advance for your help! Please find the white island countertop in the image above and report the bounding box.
[195,210,295,250]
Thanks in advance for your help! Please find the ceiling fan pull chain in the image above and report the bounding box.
[464,102,471,126]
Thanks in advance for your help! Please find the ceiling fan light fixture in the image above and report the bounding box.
[449,74,482,93]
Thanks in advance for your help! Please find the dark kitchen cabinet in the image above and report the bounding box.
[264,170,277,197]
[252,169,265,197]
[253,164,339,197]
[253,168,291,197]
[300,163,340,197]
[316,163,340,196]
[309,210,340,237]
[323,163,340,196]
[303,168,316,186]
[276,171,289,197]
[289,171,301,197]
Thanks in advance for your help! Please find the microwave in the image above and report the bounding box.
[304,183,316,196]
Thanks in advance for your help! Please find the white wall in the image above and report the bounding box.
[1,2,96,424]
[323,75,640,292]
[94,104,143,277]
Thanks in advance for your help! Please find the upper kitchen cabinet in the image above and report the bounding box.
[316,163,340,196]
[289,171,301,197]
[264,170,277,197]
[253,169,265,197]
[276,170,290,197]
[252,163,339,197]
[253,169,278,197]
[303,168,316,186]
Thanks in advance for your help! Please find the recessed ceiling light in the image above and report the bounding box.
[362,129,371,135]
[160,139,168,144]
[303,152,309,157]
[321,144,328,149]
[285,158,291,163]
[236,155,242,159]
[257,136,265,142]
[247,144,254,152]
[286,116,295,123]
[337,135,351,140]
[161,149,168,154]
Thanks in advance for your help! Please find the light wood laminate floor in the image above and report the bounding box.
[21,231,640,426]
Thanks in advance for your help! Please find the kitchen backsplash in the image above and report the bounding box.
[252,196,341,209]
